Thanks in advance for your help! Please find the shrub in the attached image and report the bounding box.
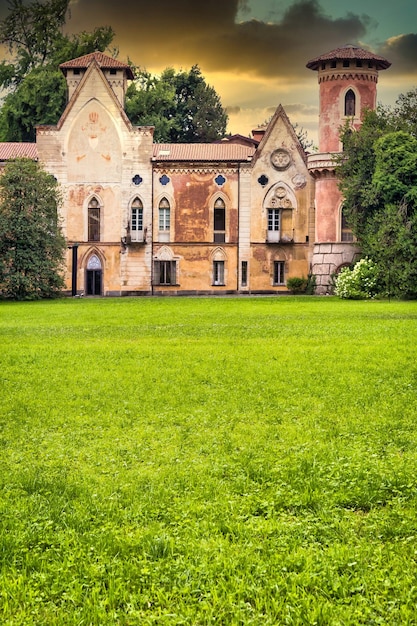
[286,276,308,293]
[334,257,381,299]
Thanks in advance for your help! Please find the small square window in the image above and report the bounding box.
[154,260,177,285]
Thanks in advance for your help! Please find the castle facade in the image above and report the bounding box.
[0,46,390,295]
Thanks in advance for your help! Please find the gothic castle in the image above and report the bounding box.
[0,45,390,295]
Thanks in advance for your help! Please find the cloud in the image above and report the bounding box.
[282,103,319,116]
[67,0,373,78]
[225,106,241,115]
[378,34,417,75]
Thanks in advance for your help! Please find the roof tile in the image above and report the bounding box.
[307,45,391,70]
[153,143,255,162]
[0,143,38,160]
[60,52,134,79]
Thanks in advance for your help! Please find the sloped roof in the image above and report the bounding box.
[153,143,255,162]
[306,45,391,70]
[60,51,134,79]
[0,143,38,160]
[216,134,259,148]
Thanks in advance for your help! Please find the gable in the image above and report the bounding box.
[66,99,122,183]
[57,61,132,133]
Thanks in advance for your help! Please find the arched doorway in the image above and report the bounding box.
[86,254,102,296]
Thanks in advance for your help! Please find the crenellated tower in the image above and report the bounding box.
[306,45,390,293]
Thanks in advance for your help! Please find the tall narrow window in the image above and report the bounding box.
[345,89,356,116]
[214,198,226,243]
[158,198,170,242]
[241,261,248,287]
[341,207,354,242]
[213,260,225,286]
[88,197,100,242]
[131,197,143,242]
[273,261,285,285]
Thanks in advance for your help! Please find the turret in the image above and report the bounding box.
[59,51,134,107]
[306,45,390,152]
[306,45,390,293]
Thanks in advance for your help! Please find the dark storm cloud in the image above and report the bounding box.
[378,34,417,75]
[68,0,372,77]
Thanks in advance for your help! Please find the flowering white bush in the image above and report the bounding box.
[334,257,381,299]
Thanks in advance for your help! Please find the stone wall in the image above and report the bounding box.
[312,242,361,294]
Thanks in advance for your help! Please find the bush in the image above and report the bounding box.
[286,276,308,293]
[334,257,381,299]
[305,273,317,295]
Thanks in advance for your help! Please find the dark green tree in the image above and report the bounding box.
[338,90,417,298]
[0,158,66,300]
[0,0,115,141]
[126,65,228,143]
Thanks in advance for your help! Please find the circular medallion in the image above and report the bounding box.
[271,148,291,170]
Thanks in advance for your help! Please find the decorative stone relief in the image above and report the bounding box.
[271,148,291,170]
[292,173,307,189]
[269,185,293,209]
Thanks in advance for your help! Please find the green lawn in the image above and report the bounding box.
[1,296,417,625]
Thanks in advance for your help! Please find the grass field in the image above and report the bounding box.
[1,296,417,625]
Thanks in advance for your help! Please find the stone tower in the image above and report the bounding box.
[306,45,390,293]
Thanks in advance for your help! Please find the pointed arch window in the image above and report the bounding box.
[345,89,356,116]
[158,197,171,242]
[131,197,143,242]
[214,197,226,243]
[88,197,100,242]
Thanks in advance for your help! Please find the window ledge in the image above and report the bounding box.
[266,238,294,244]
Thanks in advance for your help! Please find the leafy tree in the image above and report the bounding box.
[0,67,67,141]
[338,90,417,298]
[0,158,66,299]
[0,0,115,141]
[125,69,179,142]
[126,65,228,143]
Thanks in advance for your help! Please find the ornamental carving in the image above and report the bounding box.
[271,148,291,170]
[269,185,293,209]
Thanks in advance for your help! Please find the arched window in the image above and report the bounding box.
[345,89,356,117]
[131,197,143,242]
[214,197,226,243]
[158,198,170,242]
[88,197,100,242]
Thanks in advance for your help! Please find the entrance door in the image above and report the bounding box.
[86,254,102,296]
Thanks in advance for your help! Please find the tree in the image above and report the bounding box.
[338,89,417,298]
[0,0,115,141]
[0,158,66,299]
[126,65,228,143]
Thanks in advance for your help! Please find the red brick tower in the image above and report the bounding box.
[306,45,390,293]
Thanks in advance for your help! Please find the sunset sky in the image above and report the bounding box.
[2,0,417,144]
